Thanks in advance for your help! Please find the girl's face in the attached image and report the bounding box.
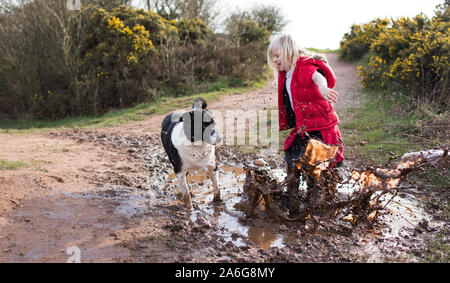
[271,48,285,71]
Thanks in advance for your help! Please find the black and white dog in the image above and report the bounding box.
[161,98,222,209]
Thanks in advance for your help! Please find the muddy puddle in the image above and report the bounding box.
[160,162,443,259]
[165,165,286,249]
[334,168,438,261]
[103,164,443,261]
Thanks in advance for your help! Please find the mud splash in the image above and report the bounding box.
[237,147,448,261]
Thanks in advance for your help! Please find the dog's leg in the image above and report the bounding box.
[176,172,192,209]
[208,166,221,202]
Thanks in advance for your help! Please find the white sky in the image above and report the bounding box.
[217,0,444,49]
[132,0,444,49]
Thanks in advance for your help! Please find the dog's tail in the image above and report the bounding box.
[192,98,207,110]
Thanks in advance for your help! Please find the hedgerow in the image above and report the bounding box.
[0,1,272,119]
[340,2,449,110]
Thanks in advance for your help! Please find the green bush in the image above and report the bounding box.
[176,18,210,44]
[74,6,160,115]
[339,18,390,61]
[226,11,271,47]
[341,2,449,109]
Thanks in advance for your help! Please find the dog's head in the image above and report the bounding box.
[182,98,222,145]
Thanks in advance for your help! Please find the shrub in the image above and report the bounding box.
[75,6,160,115]
[339,18,390,61]
[341,1,449,110]
[176,18,210,44]
[226,11,271,47]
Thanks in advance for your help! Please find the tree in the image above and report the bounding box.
[146,0,218,28]
[250,4,287,34]
[225,5,285,46]
[148,0,180,20]
[87,0,131,9]
[178,0,218,27]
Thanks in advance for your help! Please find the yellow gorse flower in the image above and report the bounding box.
[105,16,154,63]
[107,16,124,30]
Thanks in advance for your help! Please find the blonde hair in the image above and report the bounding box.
[267,34,327,74]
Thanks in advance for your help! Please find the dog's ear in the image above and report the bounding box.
[192,98,207,110]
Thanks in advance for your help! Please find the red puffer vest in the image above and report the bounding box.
[278,57,340,152]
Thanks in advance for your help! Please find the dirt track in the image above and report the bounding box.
[0,54,446,262]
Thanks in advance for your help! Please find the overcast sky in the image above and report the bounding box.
[132,0,444,49]
[219,0,444,49]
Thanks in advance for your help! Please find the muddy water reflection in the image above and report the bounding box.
[247,226,284,250]
[167,166,285,249]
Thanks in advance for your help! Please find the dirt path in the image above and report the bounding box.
[0,54,444,263]
[87,53,357,136]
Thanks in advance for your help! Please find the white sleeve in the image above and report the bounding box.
[312,71,329,98]
[312,71,328,88]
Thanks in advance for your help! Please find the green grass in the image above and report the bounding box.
[340,89,422,165]
[421,233,450,263]
[0,159,28,170]
[418,165,450,188]
[307,47,340,54]
[0,77,268,134]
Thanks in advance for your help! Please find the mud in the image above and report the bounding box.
[10,130,440,262]
[0,53,447,262]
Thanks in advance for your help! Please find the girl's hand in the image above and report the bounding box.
[323,88,339,103]
[313,71,339,103]
[318,85,339,103]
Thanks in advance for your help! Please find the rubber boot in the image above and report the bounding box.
[286,166,301,216]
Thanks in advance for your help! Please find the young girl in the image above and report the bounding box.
[267,34,344,214]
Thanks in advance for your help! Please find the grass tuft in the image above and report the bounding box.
[0,159,28,170]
